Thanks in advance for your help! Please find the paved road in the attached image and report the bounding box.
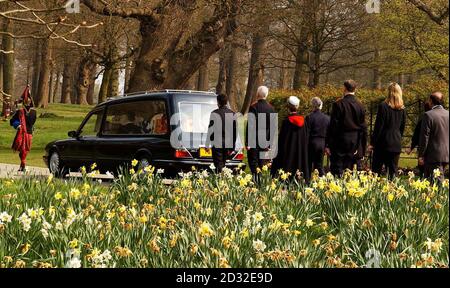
[0,163,114,180]
[0,163,174,185]
[0,163,50,179]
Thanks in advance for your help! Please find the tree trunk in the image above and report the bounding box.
[52,68,61,103]
[31,40,42,103]
[308,50,320,88]
[0,47,3,105]
[241,33,266,114]
[372,48,382,89]
[2,19,14,116]
[196,63,209,91]
[70,71,78,104]
[226,44,238,110]
[278,48,289,90]
[48,62,55,104]
[82,0,241,93]
[398,73,405,88]
[124,46,132,92]
[108,65,120,98]
[98,67,112,104]
[292,43,308,90]
[76,55,95,105]
[61,61,73,104]
[126,4,240,92]
[216,48,228,95]
[36,38,52,108]
[87,64,97,105]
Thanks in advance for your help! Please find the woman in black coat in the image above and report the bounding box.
[369,83,406,179]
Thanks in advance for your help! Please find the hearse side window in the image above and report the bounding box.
[80,109,104,137]
[178,102,217,133]
[102,100,168,136]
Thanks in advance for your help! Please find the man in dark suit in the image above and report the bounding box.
[246,86,277,177]
[419,92,449,181]
[206,94,237,172]
[325,80,368,176]
[306,97,330,176]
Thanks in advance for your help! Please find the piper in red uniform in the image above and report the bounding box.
[10,86,37,172]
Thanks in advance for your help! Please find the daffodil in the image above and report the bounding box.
[68,239,79,249]
[433,169,441,179]
[252,239,267,252]
[222,236,233,249]
[198,222,214,237]
[252,212,264,223]
[20,243,31,255]
[0,211,12,224]
[138,215,148,224]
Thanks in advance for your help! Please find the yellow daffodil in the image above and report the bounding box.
[198,222,214,238]
[54,192,63,200]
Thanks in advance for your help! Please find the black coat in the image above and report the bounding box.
[206,106,237,150]
[306,110,330,144]
[10,108,37,135]
[271,114,310,181]
[327,94,367,157]
[245,99,276,150]
[411,116,425,150]
[371,102,406,153]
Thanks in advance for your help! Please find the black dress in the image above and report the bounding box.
[371,102,406,178]
[271,113,310,182]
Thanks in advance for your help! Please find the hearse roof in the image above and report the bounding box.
[96,90,217,108]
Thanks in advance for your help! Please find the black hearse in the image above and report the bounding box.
[44,90,244,177]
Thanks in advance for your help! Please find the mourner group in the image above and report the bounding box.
[206,80,449,182]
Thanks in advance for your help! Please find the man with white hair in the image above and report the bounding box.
[246,86,276,177]
[271,96,310,182]
[306,97,330,176]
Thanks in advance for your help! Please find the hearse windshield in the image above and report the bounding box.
[175,95,217,134]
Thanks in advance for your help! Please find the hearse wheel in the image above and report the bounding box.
[137,156,151,171]
[49,151,68,178]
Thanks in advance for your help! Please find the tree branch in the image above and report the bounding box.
[81,0,161,19]
[407,0,449,25]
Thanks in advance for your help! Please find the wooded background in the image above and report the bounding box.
[0,0,448,115]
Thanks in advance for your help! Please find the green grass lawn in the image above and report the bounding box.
[0,103,419,169]
[0,104,93,167]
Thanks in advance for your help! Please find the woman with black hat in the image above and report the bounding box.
[10,85,36,172]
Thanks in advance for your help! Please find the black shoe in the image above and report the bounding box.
[18,165,25,172]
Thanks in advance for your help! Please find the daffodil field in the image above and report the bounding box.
[0,164,448,268]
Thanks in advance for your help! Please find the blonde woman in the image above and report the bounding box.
[369,83,406,178]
